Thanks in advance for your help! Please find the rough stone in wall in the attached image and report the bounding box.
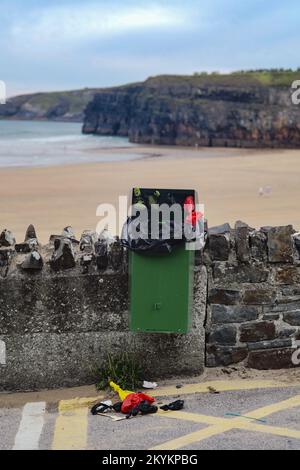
[249,230,268,262]
[79,230,97,253]
[293,233,300,259]
[235,220,252,263]
[25,224,38,244]
[207,223,231,262]
[0,229,15,247]
[15,224,38,253]
[205,222,300,370]
[50,238,76,271]
[108,238,124,271]
[78,230,97,273]
[95,240,109,271]
[264,225,295,263]
[21,250,43,271]
[62,225,78,241]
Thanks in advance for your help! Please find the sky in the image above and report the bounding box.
[0,0,299,97]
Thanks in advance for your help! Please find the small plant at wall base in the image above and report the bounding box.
[96,353,143,391]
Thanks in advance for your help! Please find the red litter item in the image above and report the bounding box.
[184,196,195,212]
[185,211,203,226]
[121,392,155,414]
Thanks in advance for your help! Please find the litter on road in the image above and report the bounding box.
[90,381,185,420]
[160,400,185,411]
[208,386,220,394]
[142,381,158,389]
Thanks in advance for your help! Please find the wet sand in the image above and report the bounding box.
[1,145,300,243]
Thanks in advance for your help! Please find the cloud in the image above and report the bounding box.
[10,2,188,48]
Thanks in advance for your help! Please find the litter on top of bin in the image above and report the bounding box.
[121,188,204,254]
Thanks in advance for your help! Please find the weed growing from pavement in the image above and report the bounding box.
[96,352,143,391]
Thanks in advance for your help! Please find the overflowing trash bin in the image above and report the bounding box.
[122,188,203,334]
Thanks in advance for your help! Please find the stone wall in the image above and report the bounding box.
[0,226,206,391]
[204,222,300,369]
[0,222,300,392]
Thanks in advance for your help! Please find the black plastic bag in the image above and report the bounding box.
[121,214,185,255]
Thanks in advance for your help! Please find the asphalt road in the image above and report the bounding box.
[1,379,300,450]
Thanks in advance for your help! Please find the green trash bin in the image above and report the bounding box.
[127,188,199,334]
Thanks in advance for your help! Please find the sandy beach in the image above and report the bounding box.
[1,145,300,244]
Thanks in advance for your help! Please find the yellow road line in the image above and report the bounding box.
[245,394,300,420]
[157,409,225,426]
[152,394,300,450]
[237,422,300,440]
[152,419,300,450]
[52,401,88,450]
[151,380,299,398]
[152,423,233,451]
[58,396,104,412]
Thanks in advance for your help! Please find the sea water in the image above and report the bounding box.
[0,120,138,168]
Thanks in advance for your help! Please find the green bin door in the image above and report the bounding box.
[129,245,194,333]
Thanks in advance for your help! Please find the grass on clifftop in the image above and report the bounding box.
[145,69,300,88]
[8,88,101,114]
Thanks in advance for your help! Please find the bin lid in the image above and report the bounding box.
[131,188,198,207]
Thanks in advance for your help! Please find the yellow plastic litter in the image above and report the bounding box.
[109,381,133,401]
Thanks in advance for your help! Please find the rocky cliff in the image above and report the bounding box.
[82,72,300,147]
[0,88,100,122]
